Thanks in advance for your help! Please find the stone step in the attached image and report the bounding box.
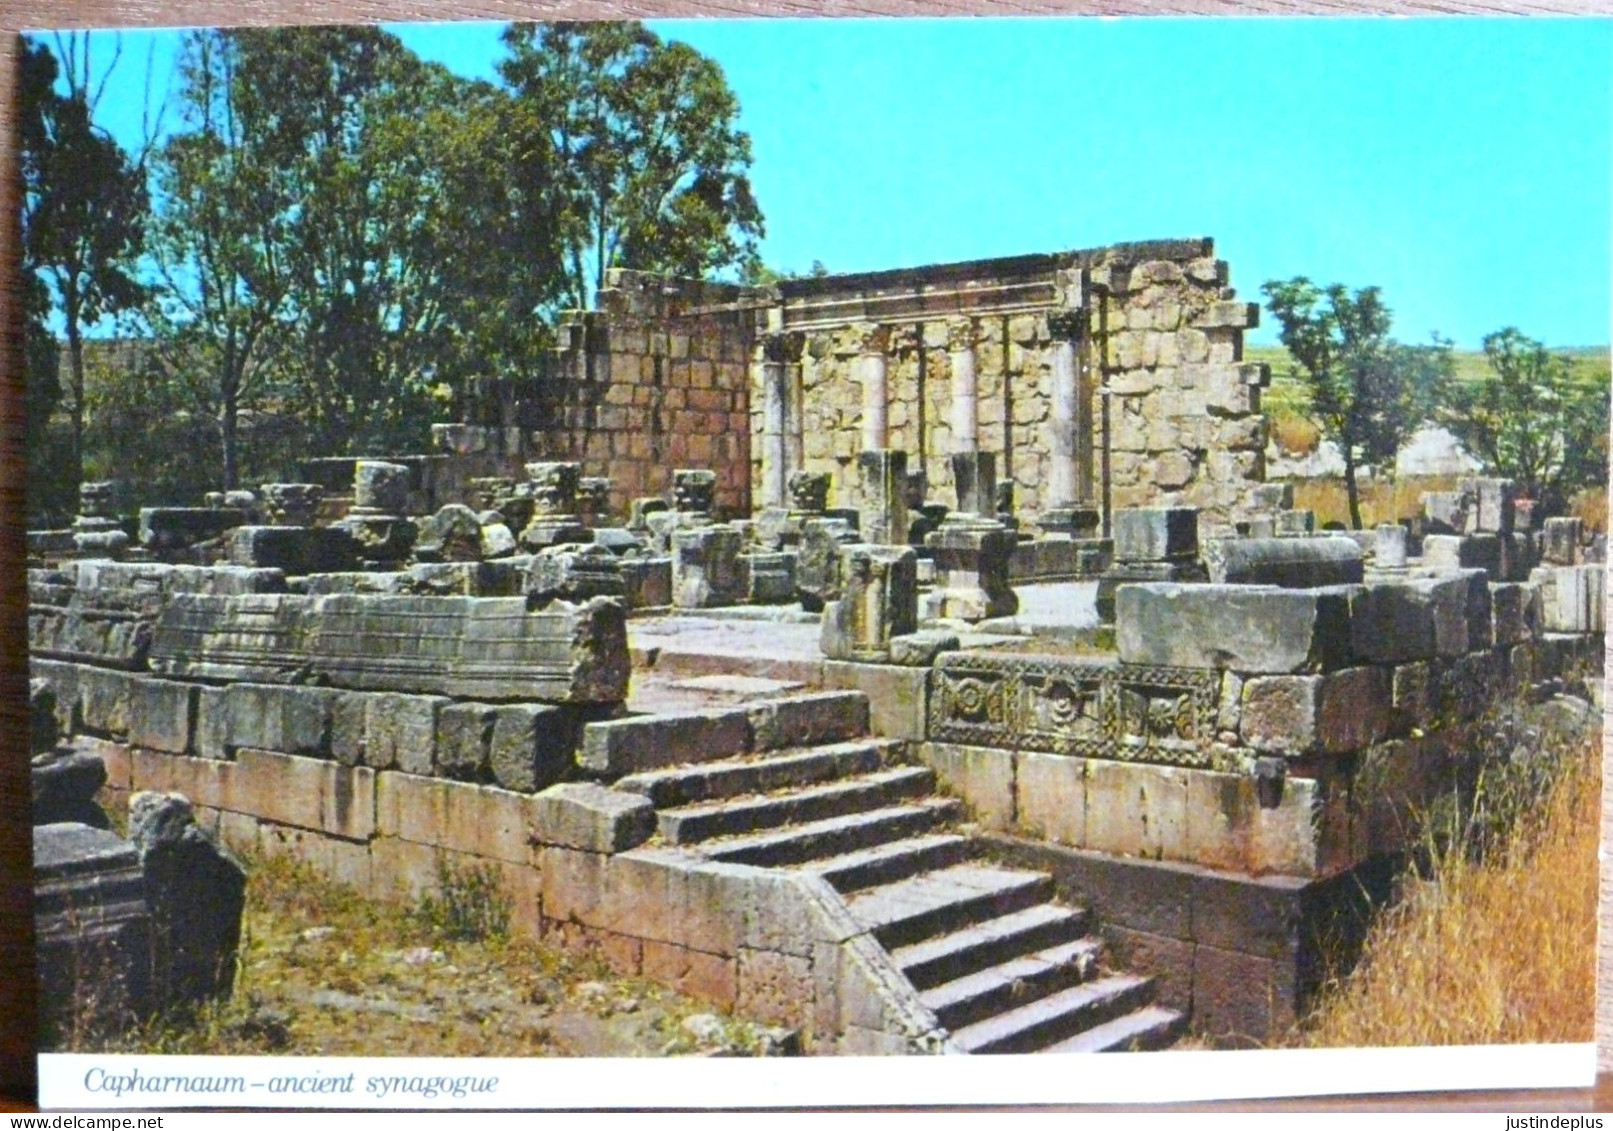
[918,935,1104,1031]
[805,833,977,894]
[1041,1005,1187,1054]
[895,904,1093,991]
[845,864,1054,950]
[702,799,963,868]
[658,767,937,845]
[948,973,1155,1055]
[616,739,898,809]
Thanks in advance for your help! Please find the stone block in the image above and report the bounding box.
[224,683,337,759]
[129,791,246,1005]
[824,661,929,741]
[329,692,368,767]
[619,556,672,609]
[1204,535,1362,588]
[359,693,446,775]
[1390,662,1434,728]
[1467,476,1516,534]
[737,948,814,1029]
[1014,752,1086,845]
[822,544,919,660]
[375,772,535,865]
[1348,575,1471,664]
[436,703,494,780]
[1084,759,1188,861]
[857,449,909,546]
[889,630,960,667]
[747,692,868,751]
[922,742,1014,830]
[742,551,797,605]
[1316,667,1392,754]
[1192,943,1299,1046]
[580,709,751,775]
[1375,524,1408,569]
[1240,675,1320,754]
[1117,584,1352,673]
[672,525,745,609]
[227,525,358,575]
[922,522,1015,624]
[229,749,375,840]
[122,677,197,755]
[641,941,737,1007]
[1113,507,1199,563]
[487,704,578,793]
[1542,517,1583,565]
[526,544,625,603]
[1274,510,1315,537]
[797,518,858,612]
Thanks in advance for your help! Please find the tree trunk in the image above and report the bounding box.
[1343,445,1363,530]
[65,303,84,495]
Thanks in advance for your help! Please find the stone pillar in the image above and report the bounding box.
[519,461,589,550]
[946,318,977,455]
[924,519,1018,623]
[1047,311,1080,508]
[338,460,416,566]
[785,334,806,481]
[757,334,789,509]
[949,451,996,520]
[73,480,130,556]
[672,468,717,521]
[1040,312,1099,538]
[672,524,745,609]
[858,449,908,547]
[820,543,918,662]
[855,323,891,450]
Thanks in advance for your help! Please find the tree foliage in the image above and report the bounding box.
[20,34,149,500]
[1439,329,1609,514]
[500,22,764,311]
[1262,278,1451,528]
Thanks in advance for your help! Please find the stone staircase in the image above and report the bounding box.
[612,691,1186,1054]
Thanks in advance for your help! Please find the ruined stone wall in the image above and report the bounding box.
[526,274,761,520]
[774,240,1269,528]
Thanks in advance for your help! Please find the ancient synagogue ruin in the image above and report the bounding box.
[27,237,1607,1052]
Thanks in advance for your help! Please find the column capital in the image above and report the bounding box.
[1047,310,1084,342]
[757,333,788,365]
[850,322,891,356]
[945,317,976,353]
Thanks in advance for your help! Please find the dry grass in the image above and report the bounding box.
[1570,486,1608,534]
[1292,474,1461,529]
[1301,731,1598,1048]
[1270,411,1322,457]
[77,848,781,1058]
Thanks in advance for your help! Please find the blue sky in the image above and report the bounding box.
[38,17,1613,348]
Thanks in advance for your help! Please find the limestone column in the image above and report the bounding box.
[1047,312,1080,508]
[1041,311,1100,537]
[784,334,806,479]
[946,318,978,454]
[855,323,891,450]
[756,334,788,509]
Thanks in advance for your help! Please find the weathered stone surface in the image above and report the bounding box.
[1542,517,1583,566]
[923,742,1014,830]
[1014,751,1086,846]
[138,508,246,553]
[126,678,198,755]
[672,525,745,609]
[1348,575,1474,664]
[129,791,246,1005]
[33,822,153,1035]
[743,552,796,605]
[619,556,673,609]
[821,544,918,662]
[581,709,752,775]
[1375,524,1408,569]
[530,782,656,853]
[414,504,485,563]
[151,593,629,703]
[1084,759,1187,861]
[889,630,960,667]
[487,703,578,793]
[526,543,626,603]
[857,449,909,546]
[797,518,858,612]
[32,751,110,827]
[1316,666,1392,754]
[923,520,1017,623]
[672,469,718,517]
[520,462,590,549]
[436,703,494,780]
[258,483,323,527]
[1424,533,1501,578]
[1113,507,1199,563]
[30,677,60,754]
[228,526,359,575]
[1465,476,1516,534]
[364,693,448,775]
[29,585,159,669]
[223,683,338,758]
[353,460,411,513]
[1204,536,1363,588]
[480,522,518,559]
[1117,584,1352,673]
[824,661,929,741]
[746,691,869,751]
[78,667,136,737]
[1533,564,1606,633]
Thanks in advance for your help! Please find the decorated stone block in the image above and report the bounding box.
[1204,535,1362,588]
[258,483,323,527]
[526,543,626,604]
